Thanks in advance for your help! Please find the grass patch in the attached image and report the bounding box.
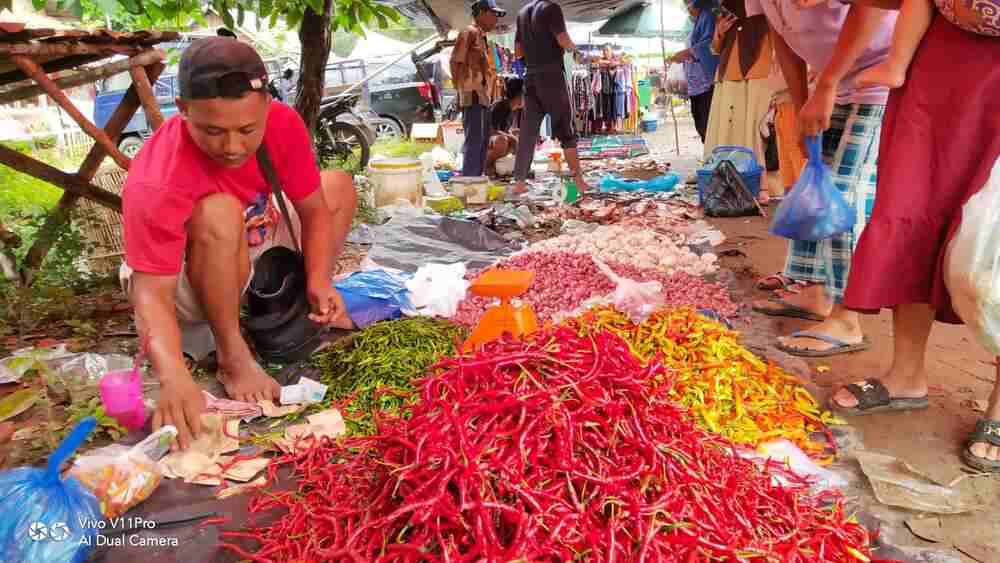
[0,142,63,218]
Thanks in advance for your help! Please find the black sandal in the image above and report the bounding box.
[830,379,929,416]
[962,419,1000,473]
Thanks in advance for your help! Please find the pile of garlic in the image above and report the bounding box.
[528,225,718,276]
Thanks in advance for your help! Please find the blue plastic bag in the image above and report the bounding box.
[770,136,855,241]
[599,173,680,193]
[335,269,414,329]
[0,417,102,563]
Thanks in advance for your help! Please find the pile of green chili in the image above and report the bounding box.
[308,317,466,434]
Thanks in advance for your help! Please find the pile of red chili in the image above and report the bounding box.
[224,327,877,561]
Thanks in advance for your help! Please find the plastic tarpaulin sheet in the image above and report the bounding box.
[368,214,513,272]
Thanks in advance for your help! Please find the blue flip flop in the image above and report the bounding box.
[775,331,871,358]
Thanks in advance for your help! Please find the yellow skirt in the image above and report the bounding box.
[703,77,775,166]
[775,101,807,192]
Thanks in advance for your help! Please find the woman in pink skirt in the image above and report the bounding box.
[837,9,1000,472]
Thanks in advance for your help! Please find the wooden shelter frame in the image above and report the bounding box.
[0,24,180,284]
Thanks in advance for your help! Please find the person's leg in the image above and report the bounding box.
[856,0,934,89]
[544,73,591,191]
[753,240,832,318]
[186,193,278,403]
[832,303,934,408]
[461,102,488,177]
[777,104,882,354]
[691,90,711,143]
[514,80,545,193]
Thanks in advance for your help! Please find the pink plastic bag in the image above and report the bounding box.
[99,368,145,430]
[593,257,664,322]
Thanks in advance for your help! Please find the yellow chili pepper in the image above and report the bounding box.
[567,307,840,460]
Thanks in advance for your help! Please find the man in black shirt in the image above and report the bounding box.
[512,0,590,193]
[486,78,524,176]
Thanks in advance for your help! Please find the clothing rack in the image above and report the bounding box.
[570,62,640,137]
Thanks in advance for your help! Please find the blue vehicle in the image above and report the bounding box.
[94,38,293,157]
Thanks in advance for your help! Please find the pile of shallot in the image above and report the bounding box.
[451,251,737,325]
[528,225,718,276]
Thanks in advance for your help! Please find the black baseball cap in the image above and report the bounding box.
[471,0,506,17]
[178,37,269,100]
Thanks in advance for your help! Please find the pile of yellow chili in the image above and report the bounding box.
[570,307,842,460]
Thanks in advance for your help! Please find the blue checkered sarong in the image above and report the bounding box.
[782,104,885,303]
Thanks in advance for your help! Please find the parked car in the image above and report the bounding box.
[323,57,444,139]
[94,42,296,157]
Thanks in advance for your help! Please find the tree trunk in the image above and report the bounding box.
[295,0,334,136]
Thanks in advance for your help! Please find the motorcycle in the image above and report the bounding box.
[314,93,374,173]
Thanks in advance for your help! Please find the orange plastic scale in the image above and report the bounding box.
[463,269,539,352]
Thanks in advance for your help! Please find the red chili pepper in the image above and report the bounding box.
[222,327,877,561]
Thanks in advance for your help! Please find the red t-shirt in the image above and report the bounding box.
[123,101,319,275]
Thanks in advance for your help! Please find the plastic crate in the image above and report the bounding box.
[641,119,658,132]
[697,145,763,202]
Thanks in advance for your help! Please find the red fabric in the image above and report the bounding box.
[844,16,1000,323]
[123,101,319,275]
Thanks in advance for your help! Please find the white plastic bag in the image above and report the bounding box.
[740,440,847,491]
[593,257,663,323]
[406,262,470,318]
[945,158,1000,354]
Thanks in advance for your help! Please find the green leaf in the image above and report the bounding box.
[31,0,47,10]
[237,4,245,26]
[305,0,322,15]
[258,0,272,18]
[0,388,39,423]
[375,13,387,29]
[286,8,303,29]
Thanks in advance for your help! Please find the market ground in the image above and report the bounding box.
[647,111,1000,562]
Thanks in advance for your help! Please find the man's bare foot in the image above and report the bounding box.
[512,182,529,195]
[573,175,592,193]
[217,355,280,403]
[856,62,906,89]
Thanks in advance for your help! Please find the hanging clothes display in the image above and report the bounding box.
[566,61,640,135]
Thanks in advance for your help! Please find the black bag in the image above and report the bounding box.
[702,160,762,218]
[242,146,325,364]
[765,124,780,172]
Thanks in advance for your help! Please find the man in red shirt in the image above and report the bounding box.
[121,38,356,449]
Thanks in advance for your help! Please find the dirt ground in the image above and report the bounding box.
[646,111,1000,562]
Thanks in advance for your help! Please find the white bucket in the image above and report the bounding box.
[441,121,465,154]
[368,158,423,207]
[450,176,489,205]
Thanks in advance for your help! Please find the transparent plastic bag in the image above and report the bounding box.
[69,426,176,518]
[593,257,664,323]
[0,417,101,562]
[945,158,1000,354]
[770,136,855,241]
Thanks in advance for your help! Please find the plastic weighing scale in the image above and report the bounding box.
[463,269,539,352]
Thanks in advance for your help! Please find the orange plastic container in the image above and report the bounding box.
[463,269,538,352]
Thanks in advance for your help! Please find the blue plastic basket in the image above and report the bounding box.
[697,145,763,202]
[641,119,658,132]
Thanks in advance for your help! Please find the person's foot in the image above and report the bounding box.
[830,373,928,410]
[776,316,865,354]
[512,181,529,195]
[217,354,280,403]
[574,174,592,193]
[856,62,906,90]
[753,284,832,319]
[967,419,1000,467]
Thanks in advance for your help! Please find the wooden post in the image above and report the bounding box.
[0,49,164,106]
[11,54,131,169]
[128,64,164,130]
[18,60,166,285]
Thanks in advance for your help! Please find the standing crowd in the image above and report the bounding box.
[452,0,1000,471]
[683,0,1000,471]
